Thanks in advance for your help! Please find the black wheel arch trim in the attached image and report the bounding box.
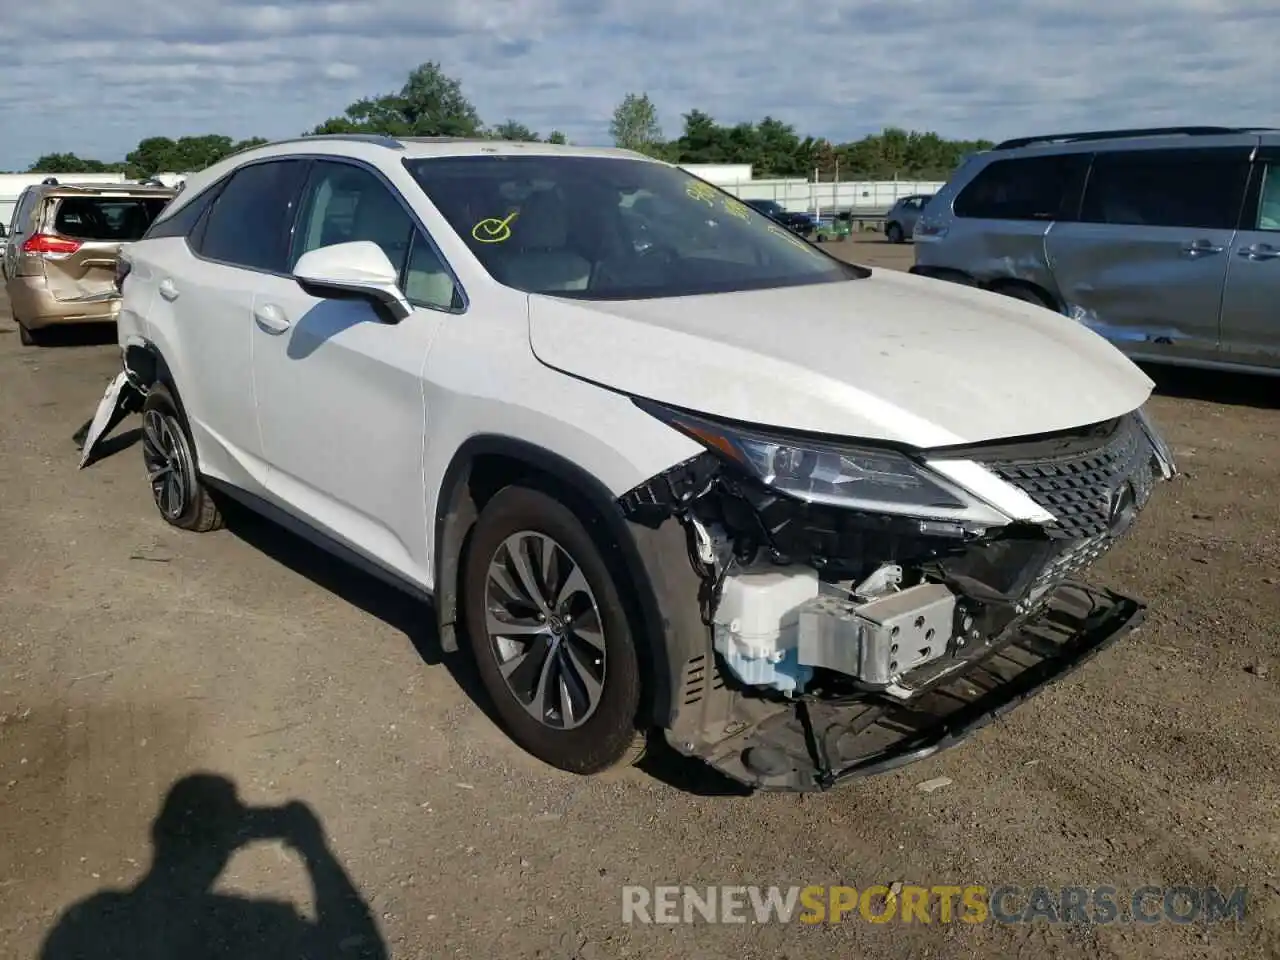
[124,340,196,431]
[907,265,979,286]
[907,267,1064,312]
[433,435,701,729]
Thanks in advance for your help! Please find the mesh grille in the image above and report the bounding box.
[982,415,1156,540]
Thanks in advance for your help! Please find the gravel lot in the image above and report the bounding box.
[2,234,1279,958]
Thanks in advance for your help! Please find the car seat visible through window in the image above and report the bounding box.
[495,190,590,292]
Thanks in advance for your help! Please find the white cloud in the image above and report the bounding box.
[1,0,1277,169]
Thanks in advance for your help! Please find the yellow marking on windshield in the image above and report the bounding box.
[472,210,519,243]
[721,198,750,221]
[767,224,812,250]
[685,181,718,207]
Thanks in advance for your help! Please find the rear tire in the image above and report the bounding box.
[462,484,645,775]
[17,322,40,346]
[886,222,905,243]
[140,383,223,533]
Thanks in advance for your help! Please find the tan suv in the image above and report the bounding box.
[3,180,175,345]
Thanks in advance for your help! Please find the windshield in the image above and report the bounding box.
[403,155,865,300]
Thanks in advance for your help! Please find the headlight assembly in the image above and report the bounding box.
[638,401,1014,527]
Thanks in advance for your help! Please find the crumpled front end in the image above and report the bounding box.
[620,404,1176,792]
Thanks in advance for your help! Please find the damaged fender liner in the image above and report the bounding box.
[680,581,1145,792]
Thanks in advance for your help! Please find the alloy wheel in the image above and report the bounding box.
[142,409,192,521]
[483,531,607,730]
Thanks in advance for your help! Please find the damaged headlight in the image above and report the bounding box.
[638,402,1013,526]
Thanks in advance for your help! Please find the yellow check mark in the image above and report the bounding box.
[472,210,519,243]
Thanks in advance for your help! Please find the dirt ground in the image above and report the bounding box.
[2,234,1279,959]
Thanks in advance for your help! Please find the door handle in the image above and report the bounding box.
[1179,239,1224,258]
[1238,242,1280,261]
[158,279,179,301]
[253,302,291,334]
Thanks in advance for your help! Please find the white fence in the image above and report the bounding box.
[719,178,945,216]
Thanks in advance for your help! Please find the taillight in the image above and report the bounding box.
[22,233,82,255]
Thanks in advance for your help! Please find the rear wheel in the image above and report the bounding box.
[462,485,645,774]
[886,222,905,243]
[140,383,223,532]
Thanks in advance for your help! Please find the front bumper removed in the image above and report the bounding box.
[672,580,1144,792]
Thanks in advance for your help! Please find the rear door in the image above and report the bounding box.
[1219,147,1280,369]
[143,159,309,489]
[1044,145,1252,364]
[39,193,170,306]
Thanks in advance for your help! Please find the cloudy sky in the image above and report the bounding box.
[1,0,1277,170]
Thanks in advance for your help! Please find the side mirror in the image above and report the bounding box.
[292,240,413,322]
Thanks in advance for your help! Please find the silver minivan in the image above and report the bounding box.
[911,126,1280,374]
[883,194,932,243]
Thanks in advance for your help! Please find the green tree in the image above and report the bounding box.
[546,130,568,145]
[27,153,120,174]
[489,120,539,141]
[311,61,483,138]
[609,92,663,156]
[122,135,265,177]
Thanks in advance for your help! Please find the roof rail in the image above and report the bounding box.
[994,126,1270,151]
[293,133,405,149]
[221,132,406,163]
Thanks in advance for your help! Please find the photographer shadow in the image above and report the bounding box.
[39,773,388,960]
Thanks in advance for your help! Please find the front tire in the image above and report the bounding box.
[140,383,223,532]
[462,485,644,775]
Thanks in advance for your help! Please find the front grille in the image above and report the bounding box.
[979,415,1156,540]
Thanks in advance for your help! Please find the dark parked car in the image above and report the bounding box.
[744,198,816,236]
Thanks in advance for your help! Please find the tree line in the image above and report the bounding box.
[20,62,991,181]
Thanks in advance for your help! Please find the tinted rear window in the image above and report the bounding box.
[53,197,170,241]
[954,154,1089,221]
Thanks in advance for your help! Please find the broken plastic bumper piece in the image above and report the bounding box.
[682,581,1145,793]
[76,369,145,468]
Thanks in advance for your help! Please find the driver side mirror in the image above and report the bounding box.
[292,241,413,322]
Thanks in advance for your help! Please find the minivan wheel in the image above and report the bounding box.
[462,485,645,774]
[886,222,904,243]
[140,383,223,533]
[994,284,1055,311]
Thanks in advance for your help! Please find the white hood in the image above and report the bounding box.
[527,268,1154,449]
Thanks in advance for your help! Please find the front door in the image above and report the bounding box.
[251,159,462,587]
[1219,151,1280,370]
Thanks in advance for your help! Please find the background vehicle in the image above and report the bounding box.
[3,180,174,345]
[743,197,816,236]
[911,126,1280,375]
[884,193,933,243]
[88,134,1172,793]
[0,221,7,258]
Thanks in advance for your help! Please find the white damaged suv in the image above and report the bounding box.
[83,134,1175,792]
